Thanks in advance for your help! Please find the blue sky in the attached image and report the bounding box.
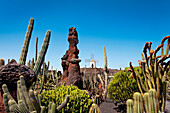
[0,0,170,71]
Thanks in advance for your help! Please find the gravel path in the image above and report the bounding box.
[99,98,170,113]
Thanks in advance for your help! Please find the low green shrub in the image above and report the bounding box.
[41,85,92,113]
[107,67,143,105]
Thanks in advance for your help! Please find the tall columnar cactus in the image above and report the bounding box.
[35,37,38,63]
[2,75,70,113]
[103,46,108,100]
[33,30,51,76]
[126,99,133,113]
[89,103,100,113]
[19,18,34,65]
[133,92,143,113]
[129,36,170,112]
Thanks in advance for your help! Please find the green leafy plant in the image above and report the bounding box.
[107,67,143,105]
[41,85,92,113]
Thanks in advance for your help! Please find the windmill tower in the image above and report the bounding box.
[90,59,96,68]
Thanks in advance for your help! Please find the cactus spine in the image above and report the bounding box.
[35,37,38,63]
[19,18,34,65]
[33,30,51,76]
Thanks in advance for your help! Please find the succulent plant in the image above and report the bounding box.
[88,103,100,113]
[129,36,170,112]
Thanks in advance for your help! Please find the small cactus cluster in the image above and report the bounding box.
[129,36,170,112]
[127,89,158,113]
[2,75,70,113]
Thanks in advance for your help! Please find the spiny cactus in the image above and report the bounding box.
[129,36,170,112]
[19,18,34,65]
[133,92,143,113]
[2,75,70,113]
[103,46,108,100]
[126,99,133,113]
[89,103,100,113]
[33,30,51,76]
[127,89,159,113]
[35,37,38,63]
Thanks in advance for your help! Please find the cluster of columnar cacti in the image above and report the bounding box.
[129,36,170,112]
[127,89,159,113]
[2,75,70,113]
[41,85,92,113]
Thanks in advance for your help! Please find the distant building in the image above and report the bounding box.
[90,59,96,68]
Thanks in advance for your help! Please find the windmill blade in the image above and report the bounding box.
[85,59,91,62]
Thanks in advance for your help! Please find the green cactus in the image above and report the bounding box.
[133,92,143,113]
[3,93,10,113]
[19,18,34,65]
[126,99,133,113]
[127,89,159,113]
[103,46,108,100]
[3,75,70,113]
[33,30,51,76]
[35,37,38,63]
[88,103,100,113]
[129,36,170,112]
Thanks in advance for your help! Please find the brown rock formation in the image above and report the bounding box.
[61,27,83,89]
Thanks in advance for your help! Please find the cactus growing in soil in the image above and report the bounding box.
[127,89,159,113]
[2,75,70,113]
[19,18,34,65]
[129,36,170,112]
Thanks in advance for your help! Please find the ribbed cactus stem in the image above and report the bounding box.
[0,58,5,66]
[133,92,143,113]
[29,89,41,113]
[8,99,21,112]
[103,46,108,100]
[33,30,51,76]
[89,103,101,113]
[149,89,158,113]
[3,93,10,113]
[2,84,14,100]
[126,99,133,113]
[18,100,30,113]
[144,93,150,113]
[20,76,34,111]
[19,18,34,65]
[31,58,34,69]
[17,80,27,106]
[35,37,38,63]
